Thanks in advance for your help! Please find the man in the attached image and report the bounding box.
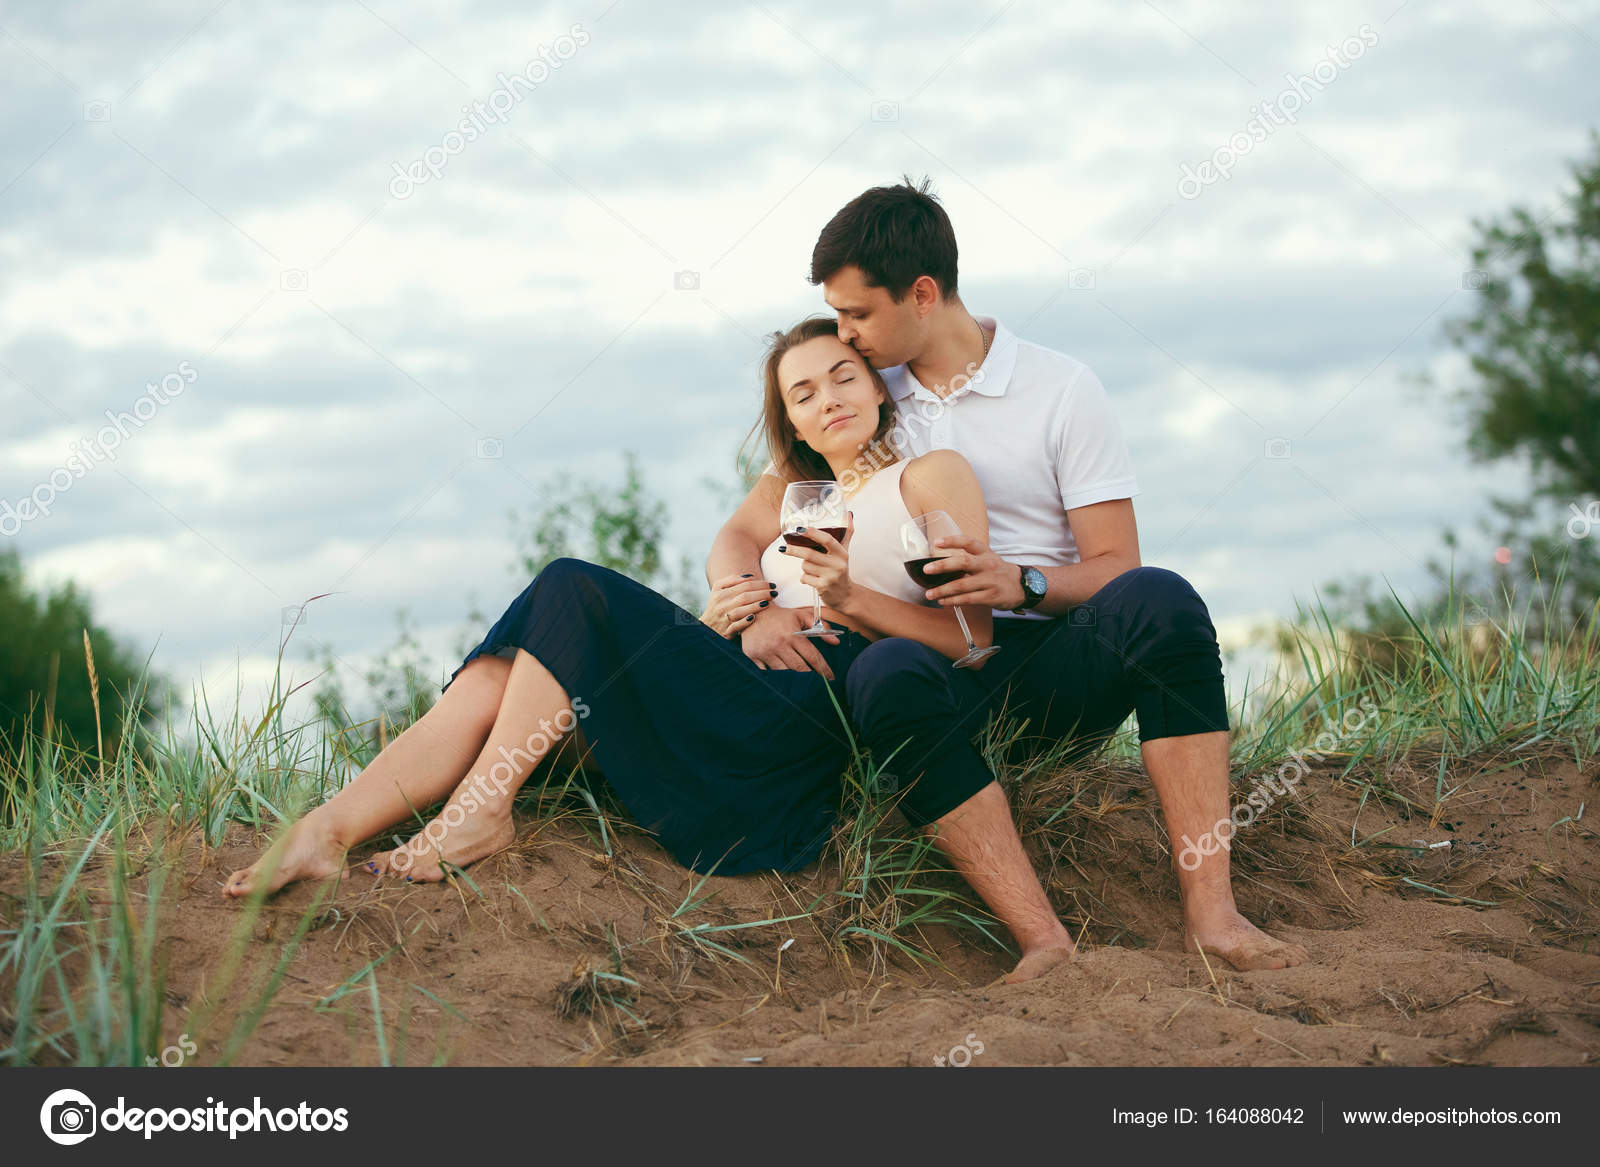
[706,176,1309,978]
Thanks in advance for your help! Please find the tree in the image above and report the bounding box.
[0,544,169,773]
[1444,129,1600,503]
[1311,132,1600,651]
[307,450,713,745]
[510,449,704,613]
[1429,130,1600,639]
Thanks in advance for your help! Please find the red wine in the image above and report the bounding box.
[784,525,846,552]
[904,556,966,589]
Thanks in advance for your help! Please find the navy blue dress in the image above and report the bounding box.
[442,557,871,875]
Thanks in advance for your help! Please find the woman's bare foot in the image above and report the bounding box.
[1187,909,1309,971]
[1000,937,1078,984]
[365,796,517,883]
[223,811,348,899]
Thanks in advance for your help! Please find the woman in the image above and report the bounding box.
[222,317,999,896]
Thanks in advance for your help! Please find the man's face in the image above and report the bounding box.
[821,264,922,369]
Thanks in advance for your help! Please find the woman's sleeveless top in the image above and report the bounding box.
[759,459,932,610]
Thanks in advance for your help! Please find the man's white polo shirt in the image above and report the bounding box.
[765,315,1140,621]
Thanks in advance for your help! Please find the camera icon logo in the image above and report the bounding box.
[1069,603,1097,628]
[673,270,700,291]
[83,100,111,122]
[1264,437,1291,460]
[476,437,504,460]
[1461,269,1491,291]
[280,269,309,292]
[40,1088,97,1145]
[673,605,701,626]
[1068,267,1096,290]
[282,604,307,627]
[870,101,899,122]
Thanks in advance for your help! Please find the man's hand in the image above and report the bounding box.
[740,605,840,679]
[700,572,777,638]
[921,535,1026,610]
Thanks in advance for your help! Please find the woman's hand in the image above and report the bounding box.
[699,572,777,638]
[782,510,855,612]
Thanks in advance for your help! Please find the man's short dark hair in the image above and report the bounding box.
[810,174,958,302]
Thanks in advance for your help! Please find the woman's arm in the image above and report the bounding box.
[830,450,996,666]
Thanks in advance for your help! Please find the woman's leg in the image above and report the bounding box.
[371,646,581,882]
[221,654,513,897]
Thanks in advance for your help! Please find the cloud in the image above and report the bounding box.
[0,0,1587,730]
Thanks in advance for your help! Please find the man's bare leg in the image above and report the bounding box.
[1141,730,1310,971]
[923,780,1077,984]
[371,647,578,882]
[222,655,512,897]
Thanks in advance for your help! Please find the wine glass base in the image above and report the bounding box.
[953,644,1001,669]
[793,624,839,638]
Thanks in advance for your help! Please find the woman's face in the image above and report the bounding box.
[777,335,886,461]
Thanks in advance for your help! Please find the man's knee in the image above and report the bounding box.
[1097,565,1201,608]
[844,636,949,710]
[1092,566,1215,639]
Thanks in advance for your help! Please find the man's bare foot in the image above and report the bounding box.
[223,813,348,899]
[366,798,517,883]
[1187,910,1309,971]
[999,938,1078,984]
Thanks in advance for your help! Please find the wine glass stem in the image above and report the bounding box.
[813,589,824,628]
[953,605,978,651]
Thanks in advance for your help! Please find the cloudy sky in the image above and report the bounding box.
[1,0,1590,730]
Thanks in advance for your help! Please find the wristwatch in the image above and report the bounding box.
[1012,564,1048,612]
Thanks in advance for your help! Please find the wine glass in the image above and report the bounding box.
[900,510,1001,668]
[780,480,847,638]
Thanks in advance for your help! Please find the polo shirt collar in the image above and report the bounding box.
[886,314,1017,402]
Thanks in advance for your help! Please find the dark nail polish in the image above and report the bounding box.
[759,600,769,607]
[797,526,806,533]
[746,613,756,621]
[741,573,753,578]
[778,545,787,553]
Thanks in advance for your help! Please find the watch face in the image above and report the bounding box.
[1024,568,1047,597]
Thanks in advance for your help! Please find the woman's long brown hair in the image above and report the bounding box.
[737,315,903,488]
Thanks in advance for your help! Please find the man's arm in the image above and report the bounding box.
[1023,497,1141,616]
[922,356,1143,614]
[920,497,1140,615]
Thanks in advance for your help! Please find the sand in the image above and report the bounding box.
[5,745,1597,1066]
